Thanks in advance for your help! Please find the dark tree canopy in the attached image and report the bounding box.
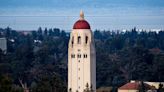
[0,27,164,92]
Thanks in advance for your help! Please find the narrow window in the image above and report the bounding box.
[71,54,75,58]
[84,54,87,58]
[78,54,81,58]
[71,36,74,47]
[85,36,88,44]
[72,36,74,44]
[78,36,81,44]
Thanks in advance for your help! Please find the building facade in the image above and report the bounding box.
[0,38,7,53]
[68,11,96,92]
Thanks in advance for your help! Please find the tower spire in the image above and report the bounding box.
[80,10,84,20]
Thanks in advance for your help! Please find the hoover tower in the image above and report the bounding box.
[68,11,96,92]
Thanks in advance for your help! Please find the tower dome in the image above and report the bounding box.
[73,11,90,29]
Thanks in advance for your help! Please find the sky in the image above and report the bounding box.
[0,0,164,31]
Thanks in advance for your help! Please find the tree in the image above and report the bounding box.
[0,75,12,92]
[37,27,43,40]
[38,27,43,35]
[48,28,53,36]
[44,28,48,36]
[53,28,60,36]
[5,26,11,37]
[139,81,146,92]
[158,83,164,92]
[19,79,29,92]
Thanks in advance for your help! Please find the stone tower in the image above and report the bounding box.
[68,11,96,92]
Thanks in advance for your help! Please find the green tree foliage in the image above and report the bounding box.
[139,81,146,92]
[94,29,164,88]
[158,83,164,92]
[0,27,164,91]
[0,75,12,92]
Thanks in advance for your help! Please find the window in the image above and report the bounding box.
[71,54,75,58]
[78,60,80,63]
[84,54,87,58]
[78,54,81,58]
[71,36,74,44]
[85,36,88,44]
[78,36,81,44]
[71,36,74,47]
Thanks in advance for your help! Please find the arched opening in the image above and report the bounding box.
[71,36,74,44]
[78,54,81,58]
[78,36,81,44]
[84,54,88,58]
[85,36,88,44]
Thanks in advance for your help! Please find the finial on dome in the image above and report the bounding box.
[80,10,84,20]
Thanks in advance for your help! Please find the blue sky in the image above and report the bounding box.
[0,0,164,31]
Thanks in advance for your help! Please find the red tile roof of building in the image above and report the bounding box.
[118,82,156,90]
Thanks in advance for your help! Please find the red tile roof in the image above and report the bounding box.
[118,82,156,90]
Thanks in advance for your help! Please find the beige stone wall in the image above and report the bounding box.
[68,29,96,92]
